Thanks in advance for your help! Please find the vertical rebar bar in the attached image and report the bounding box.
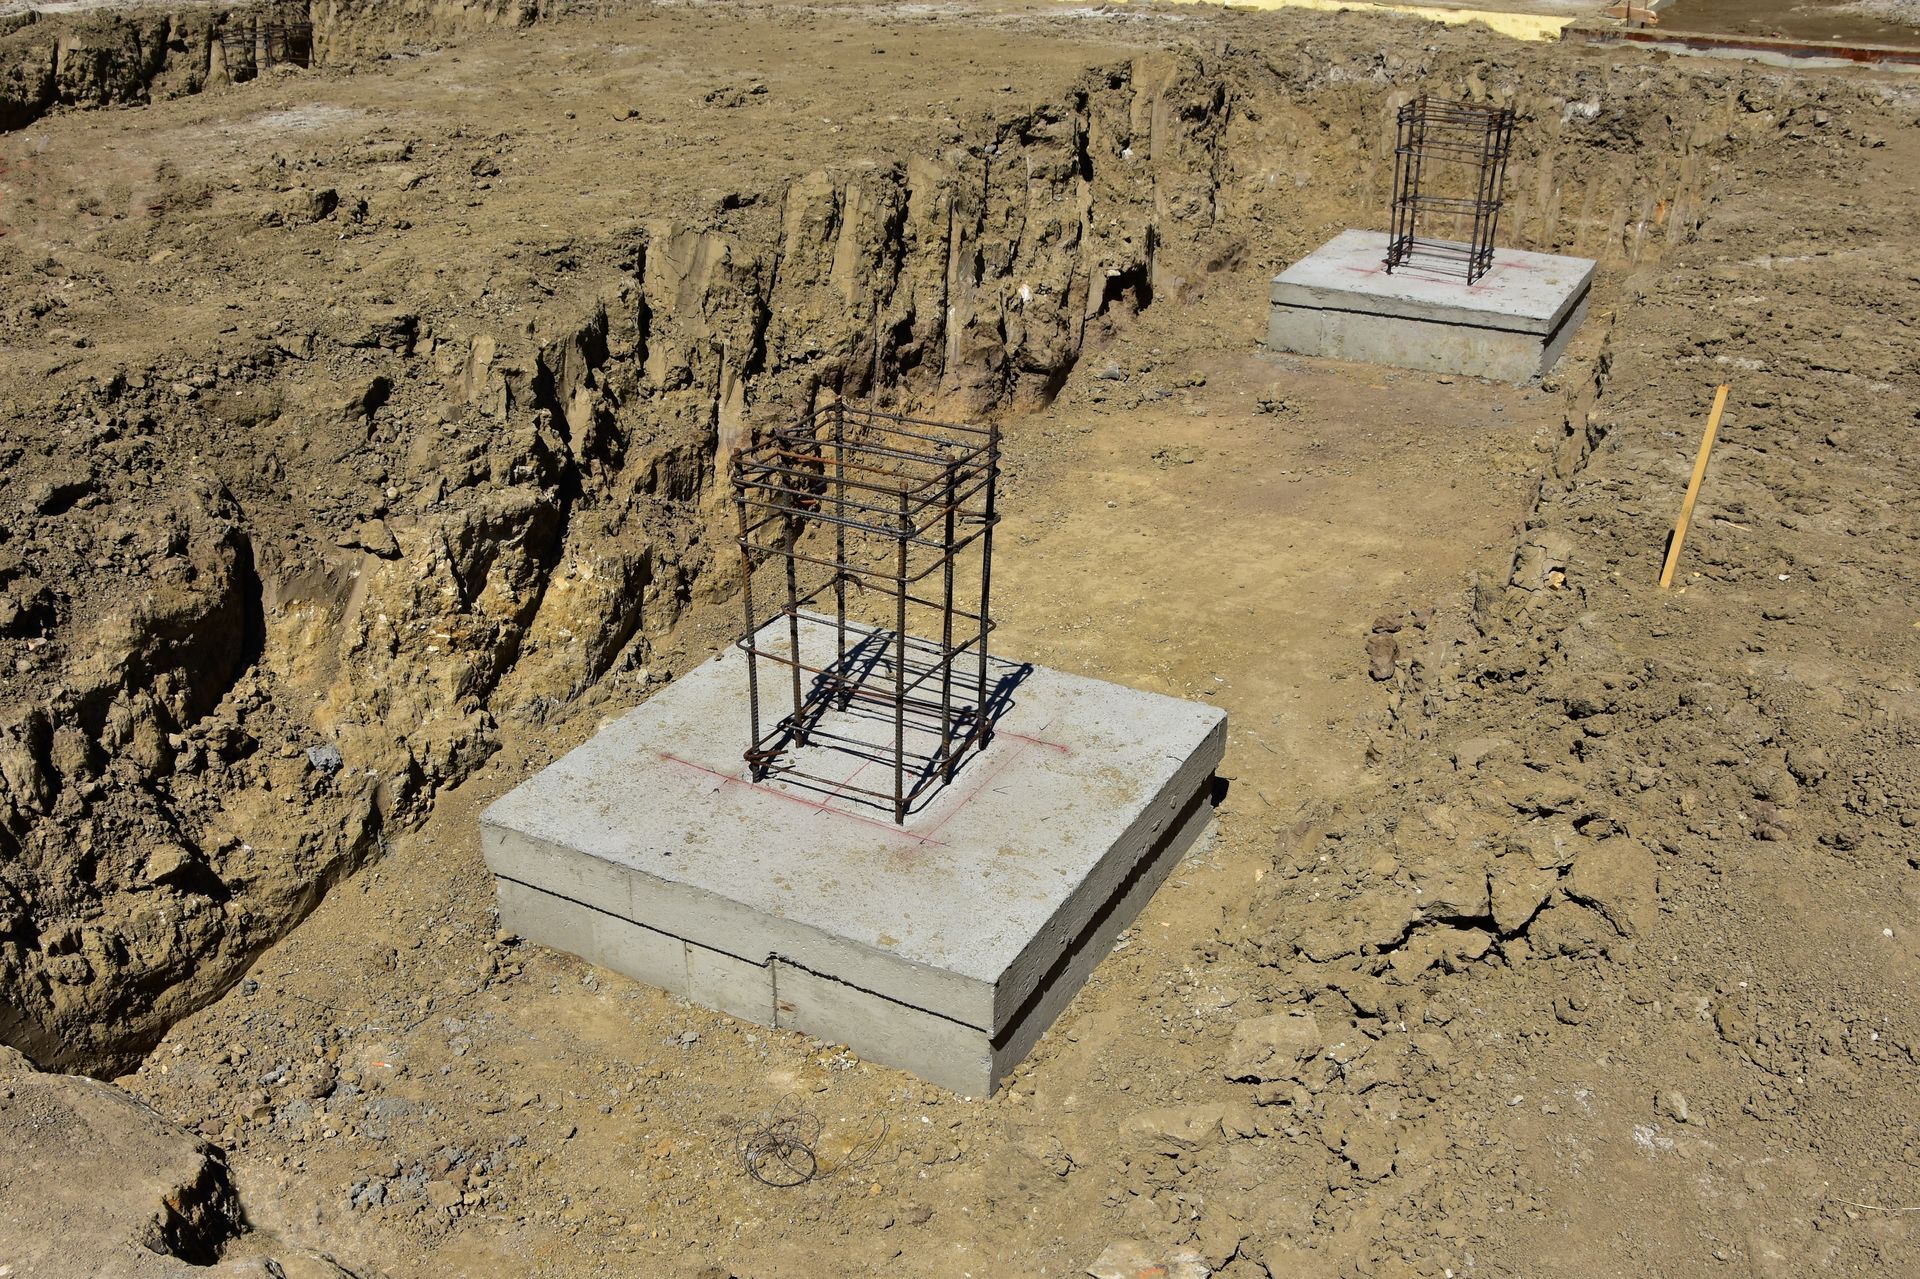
[939,464,958,779]
[733,473,763,778]
[1467,114,1487,280]
[784,510,805,741]
[893,487,911,823]
[975,424,999,750]
[1405,100,1429,261]
[833,401,848,695]
[1481,111,1515,282]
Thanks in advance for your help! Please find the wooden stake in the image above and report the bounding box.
[1659,383,1731,590]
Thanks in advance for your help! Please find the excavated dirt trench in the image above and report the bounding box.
[4,2,1920,1275]
[0,2,1738,1079]
[0,2,1743,1075]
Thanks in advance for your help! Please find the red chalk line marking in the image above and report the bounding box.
[654,722,1071,847]
[657,750,949,846]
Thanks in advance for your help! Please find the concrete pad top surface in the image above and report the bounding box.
[1269,229,1596,335]
[482,618,1226,1030]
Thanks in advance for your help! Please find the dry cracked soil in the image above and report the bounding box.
[1,0,1918,1276]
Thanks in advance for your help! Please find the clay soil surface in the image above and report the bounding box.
[2,2,1918,1278]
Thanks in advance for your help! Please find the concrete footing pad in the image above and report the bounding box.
[480,620,1227,1096]
[1266,228,1595,383]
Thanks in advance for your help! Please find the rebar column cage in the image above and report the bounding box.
[1384,95,1517,285]
[214,12,315,69]
[259,19,315,66]
[732,403,1001,824]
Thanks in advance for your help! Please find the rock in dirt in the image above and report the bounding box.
[1510,528,1573,591]
[1656,1090,1691,1124]
[142,841,201,887]
[0,1046,360,1275]
[1489,854,1559,933]
[1365,632,1398,681]
[334,375,393,422]
[0,1045,242,1270]
[1408,851,1492,920]
[1563,836,1658,938]
[1125,1100,1259,1148]
[281,187,340,226]
[346,518,400,559]
[1087,1239,1210,1279]
[307,743,346,776]
[1223,1012,1321,1083]
[1387,924,1493,978]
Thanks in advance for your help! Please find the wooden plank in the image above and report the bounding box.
[1659,384,1731,590]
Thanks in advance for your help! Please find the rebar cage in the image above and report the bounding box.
[732,403,1001,824]
[259,20,314,66]
[215,11,314,69]
[1384,95,1517,285]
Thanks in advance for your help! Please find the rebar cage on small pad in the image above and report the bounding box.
[1385,95,1517,286]
[731,403,1001,824]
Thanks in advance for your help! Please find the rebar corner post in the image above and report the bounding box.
[893,487,911,825]
[1483,109,1517,280]
[976,421,1000,752]
[832,400,849,689]
[731,456,764,779]
[938,464,959,781]
[1385,96,1418,273]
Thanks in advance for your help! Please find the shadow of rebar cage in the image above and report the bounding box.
[1384,95,1517,286]
[732,403,1002,824]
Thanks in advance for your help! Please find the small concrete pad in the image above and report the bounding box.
[1267,228,1595,383]
[481,619,1226,1096]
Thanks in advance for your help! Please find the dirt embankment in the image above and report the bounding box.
[0,0,563,131]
